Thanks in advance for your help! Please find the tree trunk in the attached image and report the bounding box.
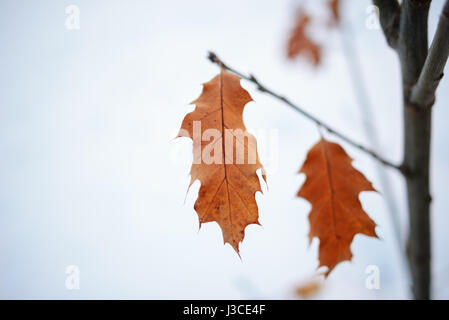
[403,103,432,299]
[399,0,432,300]
[374,0,438,299]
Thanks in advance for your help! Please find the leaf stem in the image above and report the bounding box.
[207,51,403,174]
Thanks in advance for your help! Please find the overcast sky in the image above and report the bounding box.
[0,0,448,299]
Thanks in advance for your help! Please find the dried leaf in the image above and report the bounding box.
[178,70,266,254]
[287,12,321,66]
[295,278,324,299]
[328,0,341,26]
[297,138,378,275]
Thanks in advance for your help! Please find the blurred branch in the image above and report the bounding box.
[207,51,403,173]
[410,0,449,108]
[373,0,400,48]
[339,23,407,274]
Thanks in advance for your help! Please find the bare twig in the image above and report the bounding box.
[207,51,403,173]
[410,0,449,108]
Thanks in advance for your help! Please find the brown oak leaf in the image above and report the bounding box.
[287,12,321,66]
[178,70,266,254]
[295,277,324,299]
[297,138,378,275]
[328,0,341,27]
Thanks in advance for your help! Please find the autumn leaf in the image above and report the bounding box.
[297,138,378,275]
[287,11,321,66]
[295,277,324,299]
[178,69,266,254]
[327,0,341,26]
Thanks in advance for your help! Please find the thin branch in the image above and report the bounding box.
[373,0,401,48]
[207,51,403,173]
[410,0,449,108]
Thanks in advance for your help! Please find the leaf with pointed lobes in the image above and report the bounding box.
[297,138,378,275]
[286,11,322,66]
[177,69,266,254]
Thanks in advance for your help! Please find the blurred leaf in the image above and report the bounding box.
[286,11,322,66]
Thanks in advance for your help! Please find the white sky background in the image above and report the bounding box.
[0,0,448,299]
